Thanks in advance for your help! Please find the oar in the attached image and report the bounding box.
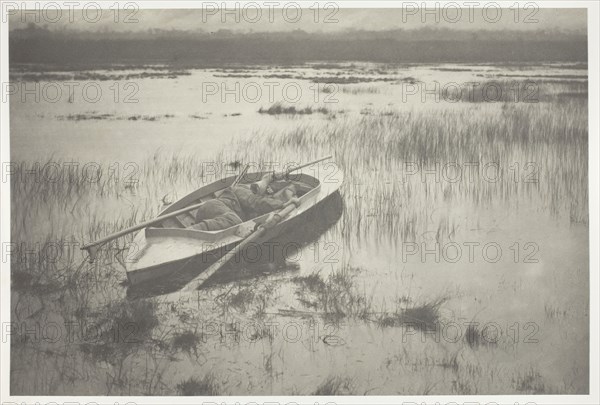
[81,201,208,262]
[183,199,299,291]
[81,165,250,262]
[231,163,249,187]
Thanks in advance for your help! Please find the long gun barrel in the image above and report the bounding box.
[251,155,333,195]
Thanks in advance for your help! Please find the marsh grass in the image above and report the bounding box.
[291,267,449,330]
[310,76,395,84]
[313,376,354,395]
[78,299,159,359]
[378,297,447,331]
[226,286,255,312]
[213,70,396,84]
[340,85,382,94]
[176,375,220,395]
[247,90,588,242]
[259,102,330,115]
[56,113,175,121]
[464,322,499,349]
[544,304,569,319]
[440,80,543,103]
[465,323,483,348]
[11,69,191,82]
[513,367,546,394]
[171,330,201,356]
[292,266,372,321]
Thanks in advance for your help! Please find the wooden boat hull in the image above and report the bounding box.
[125,166,343,285]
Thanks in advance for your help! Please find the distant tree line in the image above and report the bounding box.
[10,25,587,66]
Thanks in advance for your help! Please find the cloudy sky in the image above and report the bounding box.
[9,7,587,33]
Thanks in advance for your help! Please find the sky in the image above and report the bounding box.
[8,7,587,33]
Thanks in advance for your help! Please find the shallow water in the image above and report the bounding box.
[10,62,586,163]
[10,62,589,395]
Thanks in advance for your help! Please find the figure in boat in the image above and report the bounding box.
[192,173,301,231]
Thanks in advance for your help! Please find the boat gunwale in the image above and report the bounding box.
[146,172,323,240]
[126,168,343,280]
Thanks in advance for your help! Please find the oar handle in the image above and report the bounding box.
[81,200,207,256]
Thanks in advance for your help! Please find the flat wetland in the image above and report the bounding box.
[9,62,589,395]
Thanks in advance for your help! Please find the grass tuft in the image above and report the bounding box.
[292,267,371,321]
[378,298,447,331]
[259,102,330,115]
[176,375,220,396]
[313,376,353,395]
[513,368,546,394]
[171,330,201,355]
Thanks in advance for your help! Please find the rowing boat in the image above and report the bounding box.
[125,165,343,285]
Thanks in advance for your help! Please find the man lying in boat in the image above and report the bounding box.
[192,174,300,232]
